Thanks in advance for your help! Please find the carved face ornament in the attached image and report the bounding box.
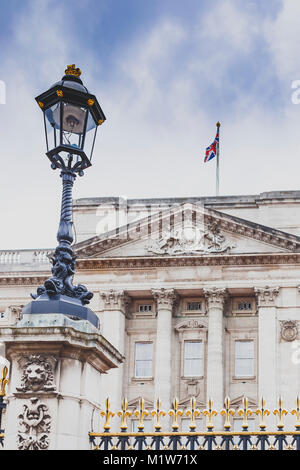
[25,364,47,389]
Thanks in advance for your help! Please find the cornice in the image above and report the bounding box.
[0,252,300,286]
[0,276,48,286]
[76,253,300,271]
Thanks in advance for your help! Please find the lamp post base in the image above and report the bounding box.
[22,294,99,329]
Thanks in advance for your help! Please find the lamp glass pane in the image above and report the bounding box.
[60,102,87,150]
[83,112,98,161]
[44,103,60,150]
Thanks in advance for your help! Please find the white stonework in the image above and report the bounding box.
[0,315,123,450]
[1,190,300,437]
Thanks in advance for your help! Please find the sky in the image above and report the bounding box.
[0,0,300,249]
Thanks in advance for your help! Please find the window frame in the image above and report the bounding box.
[183,340,204,378]
[134,341,154,379]
[234,339,255,378]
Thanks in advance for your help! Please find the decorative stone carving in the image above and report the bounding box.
[9,305,24,322]
[204,288,227,309]
[254,286,279,307]
[280,321,299,342]
[18,397,51,450]
[100,289,131,313]
[17,355,56,393]
[175,319,205,331]
[147,223,235,256]
[152,288,177,311]
[185,380,200,398]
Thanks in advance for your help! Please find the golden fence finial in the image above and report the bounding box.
[100,397,115,431]
[65,64,82,77]
[134,398,149,431]
[0,366,8,398]
[273,396,288,430]
[238,396,253,430]
[151,398,166,431]
[185,397,201,430]
[168,397,183,431]
[203,398,217,430]
[255,397,270,430]
[117,398,132,431]
[291,396,300,430]
[220,397,235,430]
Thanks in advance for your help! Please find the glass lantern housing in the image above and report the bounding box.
[35,65,106,171]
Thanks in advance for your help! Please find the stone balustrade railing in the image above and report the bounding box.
[0,249,52,266]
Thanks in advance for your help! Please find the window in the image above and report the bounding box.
[138,304,152,313]
[184,341,203,377]
[231,298,256,316]
[135,342,153,378]
[0,312,4,319]
[235,341,254,377]
[187,302,202,311]
[237,302,252,311]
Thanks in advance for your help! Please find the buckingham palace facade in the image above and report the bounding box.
[1,190,300,432]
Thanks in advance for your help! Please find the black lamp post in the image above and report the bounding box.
[25,65,106,328]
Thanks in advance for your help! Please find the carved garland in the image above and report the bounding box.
[16,355,56,450]
[18,398,51,450]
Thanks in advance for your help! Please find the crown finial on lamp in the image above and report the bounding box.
[65,64,82,77]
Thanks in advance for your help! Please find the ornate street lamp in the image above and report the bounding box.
[25,65,106,328]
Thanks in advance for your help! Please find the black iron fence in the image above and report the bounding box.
[89,397,300,451]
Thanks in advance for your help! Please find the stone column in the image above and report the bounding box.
[0,314,123,450]
[152,288,177,412]
[255,286,279,426]
[99,290,130,423]
[204,288,227,430]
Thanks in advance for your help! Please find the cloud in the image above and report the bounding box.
[264,0,300,81]
[1,0,300,249]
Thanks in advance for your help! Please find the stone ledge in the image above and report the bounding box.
[0,314,124,373]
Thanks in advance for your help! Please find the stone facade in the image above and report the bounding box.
[1,190,300,432]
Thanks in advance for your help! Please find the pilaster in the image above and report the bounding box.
[204,287,227,430]
[152,288,177,412]
[99,289,131,427]
[255,286,279,421]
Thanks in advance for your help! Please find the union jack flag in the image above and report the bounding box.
[204,127,219,162]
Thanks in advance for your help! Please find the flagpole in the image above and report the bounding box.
[216,121,220,196]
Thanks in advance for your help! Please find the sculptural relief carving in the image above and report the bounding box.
[18,397,51,450]
[17,355,56,393]
[147,223,235,256]
[280,320,299,342]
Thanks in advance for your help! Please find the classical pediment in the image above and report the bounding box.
[127,396,154,410]
[179,395,206,408]
[74,203,300,260]
[229,395,257,408]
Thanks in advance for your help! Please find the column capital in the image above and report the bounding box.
[100,289,131,313]
[203,287,227,309]
[254,286,279,307]
[151,288,177,311]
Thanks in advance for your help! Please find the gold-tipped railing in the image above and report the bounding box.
[89,396,300,451]
[0,366,9,446]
